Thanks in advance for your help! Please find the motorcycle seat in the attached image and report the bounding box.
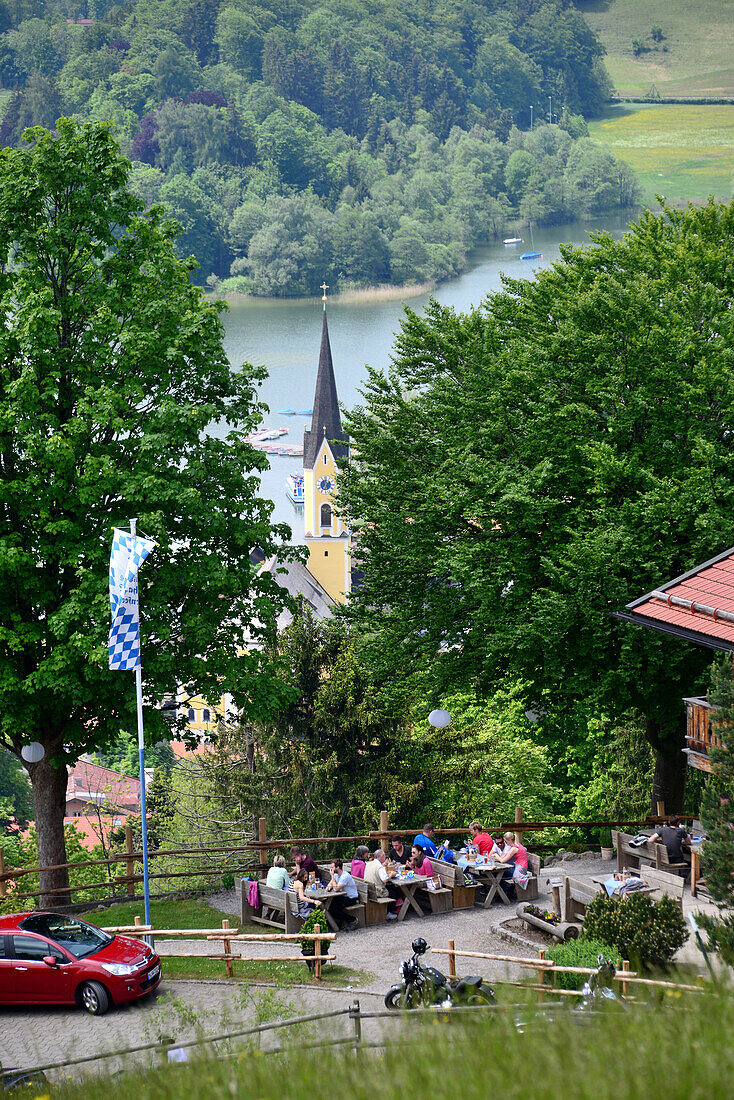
[454,975,482,991]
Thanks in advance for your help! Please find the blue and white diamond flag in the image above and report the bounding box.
[108,528,155,671]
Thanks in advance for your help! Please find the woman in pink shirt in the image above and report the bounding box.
[497,831,528,898]
[410,845,433,877]
[350,845,369,879]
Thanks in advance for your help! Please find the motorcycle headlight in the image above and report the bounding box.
[101,962,137,976]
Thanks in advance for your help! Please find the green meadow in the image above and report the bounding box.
[588,104,734,206]
[576,0,734,98]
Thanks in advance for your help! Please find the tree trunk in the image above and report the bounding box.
[647,712,687,815]
[28,756,70,908]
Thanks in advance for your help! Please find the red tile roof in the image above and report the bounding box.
[67,758,140,810]
[616,547,734,651]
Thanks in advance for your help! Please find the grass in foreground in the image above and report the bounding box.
[43,983,733,1100]
[588,103,734,205]
[577,0,734,97]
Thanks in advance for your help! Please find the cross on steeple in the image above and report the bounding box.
[321,281,329,310]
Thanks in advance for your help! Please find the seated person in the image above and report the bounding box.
[290,846,324,882]
[265,853,290,890]
[495,831,528,900]
[412,823,439,859]
[409,844,434,877]
[291,869,322,919]
[326,858,360,931]
[364,849,399,919]
[648,815,690,867]
[388,835,411,864]
[468,820,496,857]
[351,845,370,879]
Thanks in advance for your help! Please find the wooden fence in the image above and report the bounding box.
[0,801,679,908]
[104,915,336,981]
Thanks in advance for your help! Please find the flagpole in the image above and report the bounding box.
[130,517,152,940]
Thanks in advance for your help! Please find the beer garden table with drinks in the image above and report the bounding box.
[390,871,432,920]
[464,859,513,907]
[304,885,343,932]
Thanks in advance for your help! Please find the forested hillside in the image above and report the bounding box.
[0,0,638,294]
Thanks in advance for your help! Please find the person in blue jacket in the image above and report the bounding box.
[413,823,439,858]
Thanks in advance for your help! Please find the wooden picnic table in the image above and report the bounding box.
[304,886,343,932]
[591,875,656,897]
[465,861,513,907]
[390,873,431,920]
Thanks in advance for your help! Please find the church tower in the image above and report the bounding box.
[303,287,351,603]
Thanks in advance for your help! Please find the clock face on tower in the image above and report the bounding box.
[317,475,335,493]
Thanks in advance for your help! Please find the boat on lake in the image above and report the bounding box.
[247,426,288,442]
[286,472,305,504]
[503,237,523,245]
[521,222,542,261]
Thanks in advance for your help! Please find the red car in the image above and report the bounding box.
[0,912,161,1015]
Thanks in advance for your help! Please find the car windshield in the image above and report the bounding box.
[20,914,114,959]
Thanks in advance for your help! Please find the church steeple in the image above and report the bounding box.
[302,288,351,604]
[303,306,348,470]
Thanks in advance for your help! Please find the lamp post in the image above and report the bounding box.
[529,104,533,131]
[548,95,552,124]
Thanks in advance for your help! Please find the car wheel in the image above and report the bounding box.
[79,980,111,1016]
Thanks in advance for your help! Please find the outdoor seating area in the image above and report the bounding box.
[236,822,542,933]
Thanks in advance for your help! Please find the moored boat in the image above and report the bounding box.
[286,472,305,504]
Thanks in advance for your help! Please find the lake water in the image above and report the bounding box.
[220,212,634,539]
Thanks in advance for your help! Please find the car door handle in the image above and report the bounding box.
[15,966,28,971]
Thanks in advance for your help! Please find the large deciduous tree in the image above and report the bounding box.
[0,119,295,906]
[339,200,734,812]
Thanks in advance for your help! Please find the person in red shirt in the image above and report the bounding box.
[469,821,495,857]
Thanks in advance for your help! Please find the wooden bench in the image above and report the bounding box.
[432,858,476,909]
[634,865,685,909]
[354,877,393,925]
[239,881,305,933]
[514,853,541,902]
[616,831,687,877]
[415,869,453,914]
[560,876,604,924]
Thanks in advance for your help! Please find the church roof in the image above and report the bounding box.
[613,546,734,652]
[303,310,348,469]
[260,554,334,629]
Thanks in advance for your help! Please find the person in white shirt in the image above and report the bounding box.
[363,849,399,919]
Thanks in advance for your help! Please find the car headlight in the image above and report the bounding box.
[101,962,137,976]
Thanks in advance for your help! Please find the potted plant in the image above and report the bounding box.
[299,908,331,975]
[599,828,615,861]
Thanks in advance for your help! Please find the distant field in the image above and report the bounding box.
[588,104,734,206]
[575,0,734,97]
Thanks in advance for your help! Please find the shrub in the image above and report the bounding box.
[696,911,734,966]
[547,938,617,990]
[299,907,331,974]
[582,893,687,969]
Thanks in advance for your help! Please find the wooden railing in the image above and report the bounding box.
[0,803,680,909]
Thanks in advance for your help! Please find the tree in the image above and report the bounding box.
[199,603,411,839]
[0,746,34,830]
[0,119,296,906]
[338,201,734,811]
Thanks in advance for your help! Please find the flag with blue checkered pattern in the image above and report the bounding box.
[108,528,155,671]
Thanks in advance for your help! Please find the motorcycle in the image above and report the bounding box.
[384,937,494,1009]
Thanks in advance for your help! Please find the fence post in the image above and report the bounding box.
[514,806,524,846]
[125,826,135,898]
[448,939,456,978]
[691,849,699,897]
[134,915,142,928]
[314,923,322,982]
[656,801,665,820]
[222,919,233,978]
[621,959,630,998]
[380,810,389,854]
[349,999,361,1053]
[537,947,546,1002]
[258,817,269,870]
[0,846,6,899]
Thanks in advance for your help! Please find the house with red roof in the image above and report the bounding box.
[615,546,734,773]
[64,758,140,848]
